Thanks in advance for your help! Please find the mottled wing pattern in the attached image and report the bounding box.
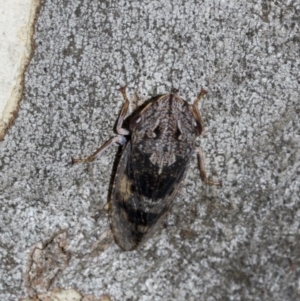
[110,142,138,251]
[131,147,190,200]
[130,145,192,246]
[110,142,192,250]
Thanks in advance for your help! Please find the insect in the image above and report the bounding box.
[72,86,221,251]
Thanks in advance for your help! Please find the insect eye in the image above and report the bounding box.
[130,114,142,130]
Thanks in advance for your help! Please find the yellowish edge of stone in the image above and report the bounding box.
[0,0,41,141]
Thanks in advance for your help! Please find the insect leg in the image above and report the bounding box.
[192,88,207,135]
[72,86,131,164]
[116,86,130,135]
[196,148,222,186]
[72,135,126,163]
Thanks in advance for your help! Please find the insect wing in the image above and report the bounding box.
[110,142,139,250]
[129,144,192,244]
[131,146,189,200]
[111,141,192,250]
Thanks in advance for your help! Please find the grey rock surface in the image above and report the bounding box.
[0,0,299,300]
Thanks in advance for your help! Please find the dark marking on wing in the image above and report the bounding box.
[116,199,165,226]
[130,147,189,200]
[111,141,189,250]
[153,125,161,139]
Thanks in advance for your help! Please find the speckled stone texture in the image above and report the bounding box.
[0,0,299,300]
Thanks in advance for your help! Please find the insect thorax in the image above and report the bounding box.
[131,95,197,173]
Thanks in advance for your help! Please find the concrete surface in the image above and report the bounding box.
[0,0,299,300]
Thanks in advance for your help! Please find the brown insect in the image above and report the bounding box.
[72,87,221,251]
